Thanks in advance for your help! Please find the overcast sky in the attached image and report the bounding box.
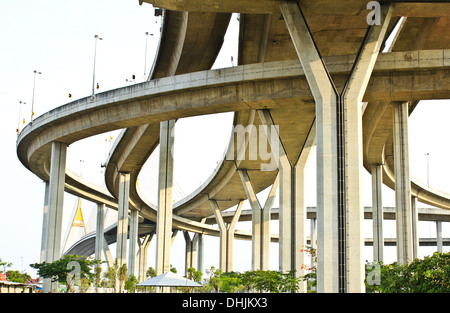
[0,0,448,277]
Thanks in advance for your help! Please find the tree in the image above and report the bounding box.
[186,267,202,282]
[207,267,223,293]
[124,274,139,293]
[30,255,101,293]
[118,263,128,293]
[240,270,301,293]
[146,266,157,279]
[0,258,12,273]
[365,251,450,293]
[7,270,31,284]
[104,259,119,292]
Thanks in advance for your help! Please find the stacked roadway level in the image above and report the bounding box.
[16,0,450,292]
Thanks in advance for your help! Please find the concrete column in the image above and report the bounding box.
[411,196,419,258]
[95,203,106,261]
[184,231,198,274]
[155,119,175,275]
[44,142,67,293]
[196,231,204,275]
[210,200,244,272]
[437,221,443,253]
[258,109,313,292]
[372,165,384,263]
[117,172,130,268]
[393,102,414,265]
[139,233,153,282]
[128,209,139,277]
[239,170,278,271]
[40,182,50,263]
[280,1,391,292]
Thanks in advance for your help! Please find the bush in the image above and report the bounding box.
[365,251,450,293]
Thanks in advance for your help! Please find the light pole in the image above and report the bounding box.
[31,70,42,123]
[17,101,26,134]
[425,153,430,186]
[144,32,153,79]
[92,35,103,98]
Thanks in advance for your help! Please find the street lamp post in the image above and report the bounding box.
[92,35,103,98]
[31,70,41,123]
[144,32,153,80]
[425,153,430,186]
[17,101,26,134]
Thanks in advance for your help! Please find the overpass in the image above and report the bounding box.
[16,0,450,293]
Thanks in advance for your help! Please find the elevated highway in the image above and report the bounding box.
[17,0,450,292]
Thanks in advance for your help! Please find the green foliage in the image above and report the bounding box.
[124,274,139,293]
[204,267,303,293]
[0,258,13,273]
[146,266,157,279]
[30,254,102,293]
[365,251,450,293]
[6,270,31,284]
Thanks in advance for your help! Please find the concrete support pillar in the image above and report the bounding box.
[239,170,278,271]
[372,165,384,263]
[196,232,204,274]
[436,221,443,253]
[411,196,419,258]
[117,172,130,268]
[44,142,67,293]
[258,109,314,293]
[280,0,391,293]
[95,203,106,261]
[393,102,414,265]
[155,119,175,275]
[184,231,199,274]
[210,199,244,272]
[40,182,50,263]
[310,218,317,264]
[139,233,153,282]
[128,209,139,277]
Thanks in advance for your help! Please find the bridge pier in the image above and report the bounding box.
[372,165,384,263]
[210,200,244,272]
[257,109,314,292]
[95,203,105,262]
[42,142,67,293]
[393,102,414,264]
[239,170,278,271]
[138,233,153,282]
[128,209,139,277]
[116,172,130,270]
[155,119,175,275]
[280,1,392,292]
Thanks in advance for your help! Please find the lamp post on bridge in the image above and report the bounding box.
[144,32,153,80]
[92,35,103,98]
[31,70,41,123]
[17,101,26,135]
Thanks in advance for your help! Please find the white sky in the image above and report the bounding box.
[0,0,448,277]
